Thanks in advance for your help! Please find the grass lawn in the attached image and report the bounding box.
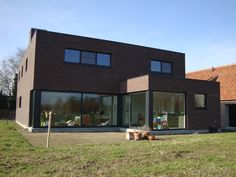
[1,120,236,177]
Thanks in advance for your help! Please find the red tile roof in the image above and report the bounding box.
[186,64,236,101]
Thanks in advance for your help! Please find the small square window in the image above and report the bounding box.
[162,62,172,73]
[194,94,206,108]
[151,60,161,72]
[81,51,96,64]
[64,49,80,63]
[97,53,111,66]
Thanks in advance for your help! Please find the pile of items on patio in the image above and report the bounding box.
[126,126,156,141]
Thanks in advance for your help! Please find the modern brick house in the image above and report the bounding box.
[16,28,220,132]
[187,64,236,130]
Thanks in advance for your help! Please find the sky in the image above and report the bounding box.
[0,0,236,72]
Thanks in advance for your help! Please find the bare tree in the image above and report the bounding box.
[0,48,25,96]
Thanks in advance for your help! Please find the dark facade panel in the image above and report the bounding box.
[149,75,221,130]
[33,30,185,94]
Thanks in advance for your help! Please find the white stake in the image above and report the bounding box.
[46,111,53,148]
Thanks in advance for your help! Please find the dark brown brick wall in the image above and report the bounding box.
[149,75,221,130]
[34,30,185,94]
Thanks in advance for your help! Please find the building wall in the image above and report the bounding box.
[33,29,185,94]
[221,101,236,128]
[15,31,37,127]
[149,75,220,130]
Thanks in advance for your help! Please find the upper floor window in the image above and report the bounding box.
[97,53,111,66]
[81,51,96,64]
[64,49,80,63]
[151,60,172,74]
[194,94,206,108]
[64,49,111,67]
[25,58,28,72]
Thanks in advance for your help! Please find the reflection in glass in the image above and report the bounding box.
[64,49,80,63]
[97,53,111,66]
[151,60,161,72]
[153,92,185,130]
[40,92,81,127]
[82,94,117,126]
[81,51,96,64]
[123,95,131,126]
[162,62,172,73]
[194,94,206,108]
[131,93,146,126]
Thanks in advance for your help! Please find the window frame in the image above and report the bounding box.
[64,48,111,68]
[150,59,173,74]
[64,49,81,63]
[194,93,207,109]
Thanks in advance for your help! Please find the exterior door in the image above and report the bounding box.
[229,104,236,127]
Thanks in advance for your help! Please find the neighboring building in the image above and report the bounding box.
[16,28,220,132]
[187,64,236,130]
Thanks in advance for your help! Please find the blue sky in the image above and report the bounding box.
[0,0,235,72]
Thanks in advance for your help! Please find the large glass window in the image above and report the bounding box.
[153,92,185,130]
[123,95,131,126]
[82,94,117,126]
[194,94,206,108]
[97,53,111,66]
[40,92,82,127]
[64,49,80,63]
[122,92,146,127]
[151,60,172,74]
[40,91,117,127]
[131,93,146,126]
[81,51,96,64]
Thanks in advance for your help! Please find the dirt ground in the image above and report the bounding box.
[20,129,126,147]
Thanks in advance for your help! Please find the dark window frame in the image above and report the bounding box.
[150,59,173,74]
[194,93,207,109]
[64,48,111,68]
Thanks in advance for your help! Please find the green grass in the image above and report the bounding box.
[1,120,236,177]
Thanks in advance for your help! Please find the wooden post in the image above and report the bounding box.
[46,111,53,148]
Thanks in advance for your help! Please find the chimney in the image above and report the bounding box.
[30,28,37,42]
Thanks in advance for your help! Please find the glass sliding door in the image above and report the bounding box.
[131,93,146,126]
[40,91,118,127]
[82,94,117,126]
[122,92,146,127]
[40,91,82,127]
[123,95,131,127]
[153,91,185,130]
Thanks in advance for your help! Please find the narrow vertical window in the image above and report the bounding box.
[19,96,22,108]
[25,58,28,72]
[21,66,23,77]
[18,71,20,81]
